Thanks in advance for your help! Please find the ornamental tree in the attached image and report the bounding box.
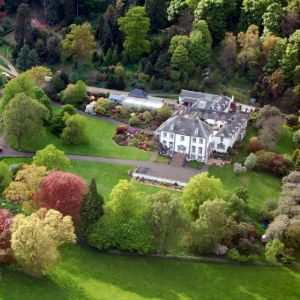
[11,209,76,277]
[34,171,86,220]
[3,164,48,205]
[183,172,224,220]
[118,6,150,61]
[0,209,13,262]
[33,144,71,171]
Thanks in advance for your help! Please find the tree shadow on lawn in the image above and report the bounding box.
[54,245,300,300]
[0,266,87,300]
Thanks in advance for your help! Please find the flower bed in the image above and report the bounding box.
[113,125,158,152]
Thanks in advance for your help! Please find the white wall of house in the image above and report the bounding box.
[159,131,212,162]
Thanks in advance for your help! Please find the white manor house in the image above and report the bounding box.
[156,90,250,163]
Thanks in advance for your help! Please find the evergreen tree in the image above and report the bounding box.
[16,45,39,71]
[79,178,104,241]
[64,0,76,25]
[100,19,113,54]
[112,46,119,64]
[105,48,113,65]
[145,0,167,32]
[14,3,31,48]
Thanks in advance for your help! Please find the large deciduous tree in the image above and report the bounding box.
[0,73,51,113]
[107,179,143,221]
[62,23,96,65]
[118,6,150,61]
[34,171,86,220]
[11,209,76,277]
[33,144,72,171]
[190,199,227,254]
[183,172,224,220]
[2,93,50,150]
[146,190,184,253]
[189,20,212,67]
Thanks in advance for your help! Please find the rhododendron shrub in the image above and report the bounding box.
[34,171,86,220]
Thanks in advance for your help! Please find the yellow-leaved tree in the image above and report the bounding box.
[11,209,76,277]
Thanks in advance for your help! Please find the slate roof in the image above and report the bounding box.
[186,107,235,122]
[180,90,231,111]
[215,113,248,138]
[157,115,214,139]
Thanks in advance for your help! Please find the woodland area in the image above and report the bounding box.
[0,0,298,112]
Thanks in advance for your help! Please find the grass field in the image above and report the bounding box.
[209,165,282,209]
[8,107,152,161]
[1,245,300,300]
[275,125,296,157]
[1,158,178,201]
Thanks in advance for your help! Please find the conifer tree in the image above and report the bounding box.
[79,178,104,241]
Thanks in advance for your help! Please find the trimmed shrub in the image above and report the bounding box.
[88,215,154,254]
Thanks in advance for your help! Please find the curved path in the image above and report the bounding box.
[0,54,19,77]
[0,137,204,183]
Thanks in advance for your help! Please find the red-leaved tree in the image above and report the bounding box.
[0,208,13,263]
[34,171,86,220]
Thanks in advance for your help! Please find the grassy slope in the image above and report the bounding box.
[1,245,300,300]
[209,165,282,209]
[9,108,152,161]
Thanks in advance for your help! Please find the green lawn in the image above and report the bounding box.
[9,108,152,161]
[1,158,177,201]
[275,125,296,157]
[209,165,282,209]
[1,245,300,300]
[71,160,175,200]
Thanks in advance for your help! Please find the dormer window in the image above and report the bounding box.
[180,136,185,141]
[163,132,167,138]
